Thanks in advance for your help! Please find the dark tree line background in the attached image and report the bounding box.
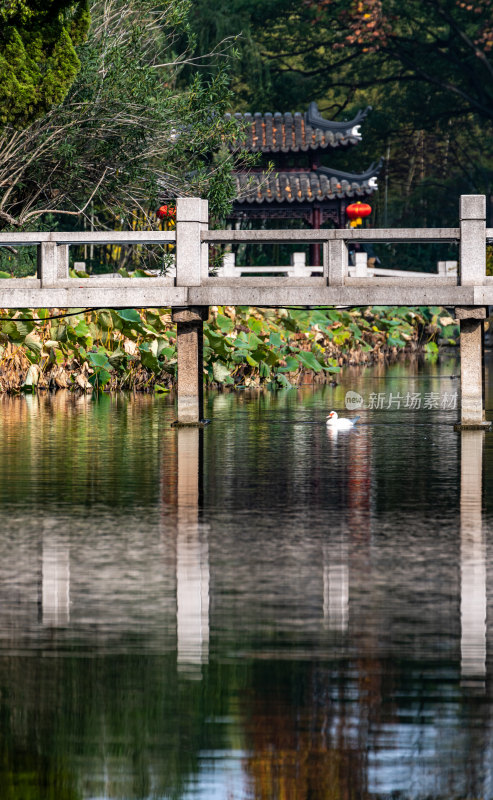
[2,0,493,276]
[188,0,493,230]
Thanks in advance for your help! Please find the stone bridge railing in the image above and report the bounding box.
[0,194,490,307]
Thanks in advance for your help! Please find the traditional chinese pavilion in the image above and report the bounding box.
[228,102,382,231]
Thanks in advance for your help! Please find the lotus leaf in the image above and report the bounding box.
[74,320,91,337]
[296,351,323,372]
[24,333,42,355]
[88,352,111,369]
[212,361,233,384]
[118,309,142,323]
[216,314,234,333]
[278,356,299,373]
[247,317,264,335]
[89,368,111,387]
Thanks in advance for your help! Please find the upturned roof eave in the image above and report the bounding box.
[233,168,379,204]
[225,103,372,154]
[317,157,384,183]
[304,102,372,133]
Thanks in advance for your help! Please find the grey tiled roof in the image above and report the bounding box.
[235,168,379,204]
[226,104,371,153]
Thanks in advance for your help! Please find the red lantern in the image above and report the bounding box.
[156,204,176,219]
[346,202,372,221]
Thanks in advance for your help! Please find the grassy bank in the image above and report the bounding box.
[0,305,458,393]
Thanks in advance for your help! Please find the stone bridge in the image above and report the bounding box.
[0,195,491,429]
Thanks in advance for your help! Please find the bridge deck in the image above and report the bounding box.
[0,284,488,309]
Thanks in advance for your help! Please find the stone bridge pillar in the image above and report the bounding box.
[172,307,209,426]
[454,307,491,430]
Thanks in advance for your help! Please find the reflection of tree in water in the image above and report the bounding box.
[0,743,79,800]
[243,661,370,800]
[0,393,172,510]
[0,653,227,800]
[241,656,493,800]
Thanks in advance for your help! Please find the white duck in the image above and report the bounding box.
[326,411,360,429]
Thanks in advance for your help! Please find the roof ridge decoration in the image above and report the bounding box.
[317,157,384,185]
[304,102,372,138]
[305,101,373,135]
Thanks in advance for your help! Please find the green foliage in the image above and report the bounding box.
[487,245,493,276]
[0,0,90,127]
[202,306,455,388]
[0,0,247,229]
[0,305,457,394]
[300,0,493,123]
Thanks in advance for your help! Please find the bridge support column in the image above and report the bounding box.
[172,307,209,427]
[454,307,491,430]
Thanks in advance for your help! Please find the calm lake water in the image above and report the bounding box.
[1,354,493,799]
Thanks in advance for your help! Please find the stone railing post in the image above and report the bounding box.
[174,199,209,426]
[221,252,236,277]
[460,195,485,286]
[175,198,208,286]
[327,239,347,286]
[57,245,69,280]
[38,242,68,286]
[290,252,306,278]
[353,251,368,277]
[455,196,490,429]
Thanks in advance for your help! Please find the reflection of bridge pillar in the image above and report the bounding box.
[460,431,486,686]
[323,548,348,632]
[175,428,209,674]
[42,524,70,627]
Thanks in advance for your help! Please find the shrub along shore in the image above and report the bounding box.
[0,305,458,393]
